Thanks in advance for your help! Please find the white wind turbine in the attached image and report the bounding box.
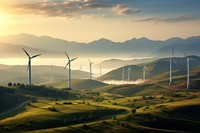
[22,48,42,85]
[50,64,53,83]
[64,52,77,89]
[183,51,194,90]
[100,66,102,77]
[143,63,148,81]
[122,66,125,81]
[79,65,82,79]
[88,59,94,79]
[127,66,132,81]
[169,48,177,85]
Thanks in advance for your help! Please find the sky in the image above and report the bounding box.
[0,0,200,42]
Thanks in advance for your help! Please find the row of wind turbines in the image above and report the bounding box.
[23,47,194,90]
[122,48,194,90]
[121,63,148,82]
[22,48,95,89]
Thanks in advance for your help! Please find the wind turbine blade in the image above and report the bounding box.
[65,52,70,60]
[22,48,30,58]
[173,58,177,66]
[183,51,188,58]
[71,57,78,62]
[172,47,174,56]
[64,61,70,69]
[31,54,42,58]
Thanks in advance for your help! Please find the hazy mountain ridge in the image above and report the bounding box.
[0,64,89,85]
[153,36,200,57]
[1,33,200,58]
[97,58,155,68]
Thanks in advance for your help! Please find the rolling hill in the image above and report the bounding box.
[0,64,89,86]
[97,56,200,81]
[0,85,77,114]
[44,79,108,90]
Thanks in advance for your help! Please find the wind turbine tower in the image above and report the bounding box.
[88,59,94,79]
[51,64,53,83]
[143,63,148,81]
[22,48,42,85]
[169,48,176,85]
[183,51,194,90]
[64,52,77,89]
[79,65,82,79]
[127,66,132,81]
[122,66,125,81]
[100,67,102,77]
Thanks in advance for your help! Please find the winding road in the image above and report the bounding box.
[0,101,29,117]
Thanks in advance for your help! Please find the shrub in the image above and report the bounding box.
[131,109,136,114]
[48,106,58,112]
[63,101,72,104]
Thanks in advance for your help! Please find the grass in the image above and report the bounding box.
[44,79,108,90]
[0,77,200,133]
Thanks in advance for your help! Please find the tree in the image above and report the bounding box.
[8,82,12,86]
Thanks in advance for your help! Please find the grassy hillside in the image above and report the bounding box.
[0,87,198,133]
[0,85,77,115]
[97,56,200,81]
[0,86,29,113]
[45,79,108,90]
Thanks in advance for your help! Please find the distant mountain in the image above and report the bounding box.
[0,42,59,58]
[97,58,155,68]
[0,64,89,85]
[97,56,200,81]
[153,36,200,57]
[1,33,200,58]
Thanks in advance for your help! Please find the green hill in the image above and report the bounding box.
[45,79,108,90]
[0,85,77,114]
[97,56,200,81]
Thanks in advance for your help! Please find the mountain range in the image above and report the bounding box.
[0,33,200,58]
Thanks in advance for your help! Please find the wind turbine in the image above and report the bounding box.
[50,64,54,83]
[127,66,132,81]
[183,51,194,90]
[79,65,82,79]
[169,48,177,85]
[122,66,125,81]
[22,48,41,85]
[64,52,77,89]
[88,59,94,79]
[143,63,148,81]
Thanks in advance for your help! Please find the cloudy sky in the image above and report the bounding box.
[0,0,200,42]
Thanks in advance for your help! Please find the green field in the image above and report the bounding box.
[0,65,200,132]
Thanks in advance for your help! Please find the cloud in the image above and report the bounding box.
[112,4,142,15]
[4,0,140,18]
[133,15,200,23]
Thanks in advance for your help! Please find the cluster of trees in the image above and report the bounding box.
[7,82,25,87]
